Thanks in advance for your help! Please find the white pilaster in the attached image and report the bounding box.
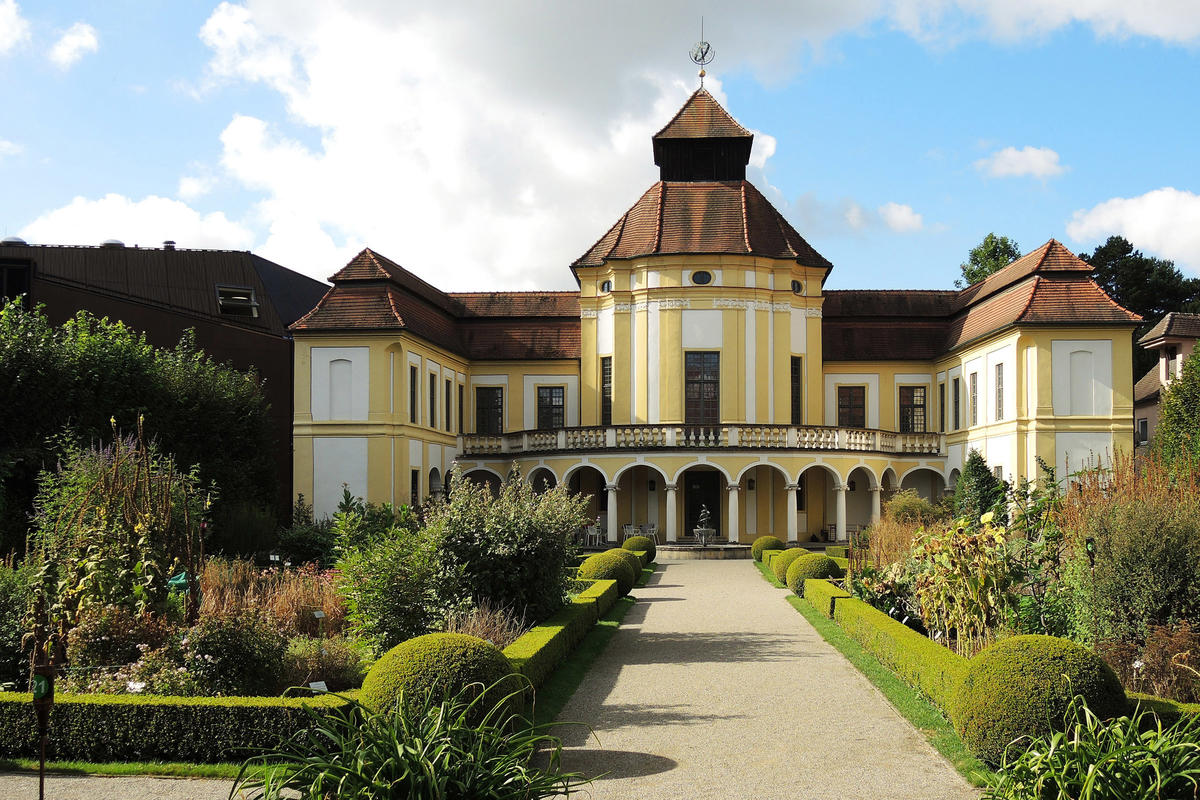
[664,483,678,542]
[835,484,848,542]
[726,484,740,543]
[870,486,882,525]
[606,484,619,543]
[785,484,799,543]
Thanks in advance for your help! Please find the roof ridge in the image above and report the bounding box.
[739,182,753,254]
[385,285,407,326]
[654,181,665,253]
[1015,275,1040,321]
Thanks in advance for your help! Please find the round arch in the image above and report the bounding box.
[668,460,734,485]
[612,461,670,484]
[462,468,503,497]
[898,466,946,502]
[947,468,961,489]
[528,466,558,493]
[881,467,900,492]
[734,461,791,484]
[797,462,843,489]
[562,462,610,486]
[428,467,443,495]
[845,463,880,491]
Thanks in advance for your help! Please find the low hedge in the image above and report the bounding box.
[622,535,655,563]
[0,691,347,763]
[785,554,839,594]
[771,548,807,583]
[579,551,636,596]
[825,545,848,559]
[1128,692,1200,722]
[804,579,852,618]
[826,593,968,712]
[830,556,849,575]
[752,535,785,562]
[503,579,619,690]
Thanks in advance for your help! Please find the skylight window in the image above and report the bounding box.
[216,285,259,318]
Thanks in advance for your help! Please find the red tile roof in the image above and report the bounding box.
[572,180,831,270]
[653,89,752,140]
[1139,311,1200,344]
[1134,365,1162,405]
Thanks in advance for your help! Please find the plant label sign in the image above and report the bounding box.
[309,681,328,692]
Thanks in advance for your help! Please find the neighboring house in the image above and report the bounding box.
[1134,312,1200,448]
[290,89,1141,543]
[0,239,329,517]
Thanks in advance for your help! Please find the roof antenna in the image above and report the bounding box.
[690,18,714,88]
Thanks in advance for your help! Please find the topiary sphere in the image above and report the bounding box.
[772,548,808,583]
[785,553,839,595]
[952,634,1127,764]
[752,535,785,562]
[579,551,636,596]
[622,535,655,564]
[604,547,643,577]
[360,633,520,718]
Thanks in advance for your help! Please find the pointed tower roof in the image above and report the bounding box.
[653,89,753,140]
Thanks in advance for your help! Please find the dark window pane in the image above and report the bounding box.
[601,356,612,426]
[790,356,803,425]
[537,386,564,430]
[410,366,418,424]
[899,386,926,433]
[837,386,866,428]
[684,351,719,425]
[476,387,503,434]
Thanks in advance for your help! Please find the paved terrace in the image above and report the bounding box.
[556,559,977,799]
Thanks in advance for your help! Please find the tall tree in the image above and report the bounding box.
[957,233,1022,288]
[1079,236,1200,377]
[1155,346,1200,471]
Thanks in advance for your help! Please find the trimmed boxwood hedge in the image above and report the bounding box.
[785,554,839,594]
[804,578,852,618]
[825,545,848,559]
[0,691,347,763]
[771,548,807,583]
[752,535,785,562]
[830,556,849,575]
[952,634,1127,764]
[604,547,644,578]
[622,535,655,563]
[503,578,618,689]
[579,551,636,596]
[1127,692,1200,722]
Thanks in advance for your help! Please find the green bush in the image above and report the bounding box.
[0,691,346,762]
[277,494,336,566]
[752,535,785,562]
[65,606,178,669]
[830,556,849,574]
[772,548,807,583]
[604,547,642,577]
[282,635,368,693]
[786,554,840,595]
[183,612,289,696]
[805,579,852,618]
[953,634,1126,764]
[622,535,655,563]
[832,595,967,711]
[0,559,30,685]
[825,545,848,559]
[359,633,518,718]
[578,552,636,597]
[336,524,438,654]
[503,579,618,689]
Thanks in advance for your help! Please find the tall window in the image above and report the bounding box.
[969,372,979,426]
[938,383,946,432]
[994,364,1004,421]
[475,387,502,434]
[684,351,720,425]
[899,386,926,433]
[837,386,866,428]
[600,356,613,426]
[410,469,420,507]
[457,385,464,433]
[429,376,437,429]
[536,386,565,430]
[952,377,961,430]
[790,356,803,425]
[409,366,418,424]
[444,378,452,431]
[1,261,31,305]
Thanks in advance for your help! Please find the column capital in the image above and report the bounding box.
[869,485,882,493]
[725,483,740,493]
[605,483,618,492]
[784,483,800,492]
[834,483,848,493]
[663,483,678,492]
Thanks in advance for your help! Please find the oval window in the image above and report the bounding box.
[600,280,612,293]
[692,270,713,286]
[791,279,803,294]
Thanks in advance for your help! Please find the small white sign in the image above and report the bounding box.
[309,681,328,692]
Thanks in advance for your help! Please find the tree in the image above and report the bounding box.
[1154,347,1200,471]
[1080,236,1200,377]
[957,233,1022,288]
[955,450,1008,526]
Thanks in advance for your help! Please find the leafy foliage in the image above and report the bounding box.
[983,695,1200,799]
[282,635,369,693]
[0,300,274,557]
[1081,235,1200,377]
[955,450,1009,527]
[957,233,1021,288]
[276,494,336,566]
[1007,462,1071,637]
[751,535,785,561]
[232,686,585,800]
[577,551,636,597]
[1155,349,1200,472]
[0,557,29,686]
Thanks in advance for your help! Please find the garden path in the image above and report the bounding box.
[555,559,979,799]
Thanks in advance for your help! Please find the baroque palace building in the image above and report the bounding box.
[290,89,1140,544]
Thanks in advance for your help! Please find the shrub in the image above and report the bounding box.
[953,634,1127,764]
[1100,623,1200,704]
[65,605,178,669]
[336,526,438,653]
[825,545,848,560]
[183,612,289,696]
[956,450,1009,527]
[886,489,941,526]
[805,579,852,618]
[578,552,636,597]
[276,494,336,567]
[359,633,518,718]
[503,579,618,690]
[443,600,530,650]
[0,690,346,762]
[0,557,30,685]
[1155,343,1200,471]
[984,696,1200,800]
[622,535,655,563]
[786,554,839,595]
[231,687,586,800]
[604,547,642,578]
[772,548,807,583]
[282,635,368,693]
[201,558,345,638]
[428,466,588,623]
[752,535,785,562]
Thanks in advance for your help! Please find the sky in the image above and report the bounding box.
[1,1,1199,292]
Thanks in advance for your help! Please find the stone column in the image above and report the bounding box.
[785,484,799,543]
[605,484,619,543]
[835,484,848,542]
[726,484,740,543]
[664,483,678,542]
[870,486,882,525]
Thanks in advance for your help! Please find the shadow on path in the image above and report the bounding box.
[560,748,678,780]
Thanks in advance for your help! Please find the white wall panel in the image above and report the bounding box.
[1052,340,1113,416]
[311,346,369,421]
[682,309,723,348]
[314,437,367,518]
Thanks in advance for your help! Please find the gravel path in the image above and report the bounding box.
[0,772,234,799]
[555,559,978,799]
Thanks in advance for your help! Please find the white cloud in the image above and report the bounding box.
[1067,188,1200,272]
[0,138,20,158]
[975,145,1066,179]
[177,174,216,201]
[49,22,98,69]
[878,201,924,232]
[0,0,30,55]
[19,193,254,250]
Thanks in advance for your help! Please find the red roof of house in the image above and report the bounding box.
[653,89,753,140]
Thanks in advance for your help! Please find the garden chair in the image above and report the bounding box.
[643,524,660,545]
[621,523,637,541]
[584,525,602,548]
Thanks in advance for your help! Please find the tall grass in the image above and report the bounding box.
[199,558,345,637]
